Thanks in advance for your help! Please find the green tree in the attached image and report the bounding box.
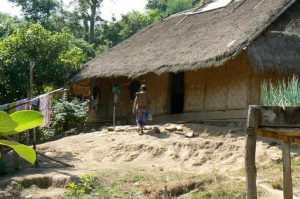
[8,0,61,27]
[95,11,154,52]
[0,13,28,38]
[75,0,104,43]
[0,24,94,103]
[146,0,197,19]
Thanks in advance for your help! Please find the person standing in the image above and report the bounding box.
[132,84,151,135]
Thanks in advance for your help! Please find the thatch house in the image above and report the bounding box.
[71,0,300,124]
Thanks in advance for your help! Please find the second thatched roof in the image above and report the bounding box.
[73,0,299,82]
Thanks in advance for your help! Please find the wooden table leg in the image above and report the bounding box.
[282,140,293,199]
[245,106,259,199]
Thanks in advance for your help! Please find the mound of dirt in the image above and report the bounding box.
[0,123,299,199]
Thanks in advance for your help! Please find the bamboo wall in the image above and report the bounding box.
[72,73,170,123]
[185,52,251,113]
[72,51,297,123]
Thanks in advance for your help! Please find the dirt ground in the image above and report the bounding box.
[1,123,300,198]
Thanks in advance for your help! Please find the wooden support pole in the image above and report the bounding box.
[245,106,259,199]
[282,140,293,199]
[113,104,116,129]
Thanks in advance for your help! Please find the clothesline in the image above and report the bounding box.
[4,88,67,111]
[0,87,67,128]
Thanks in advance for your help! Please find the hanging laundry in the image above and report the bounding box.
[30,97,40,110]
[0,104,9,112]
[16,99,29,111]
[112,84,122,103]
[8,102,16,114]
[39,94,52,128]
[112,84,122,94]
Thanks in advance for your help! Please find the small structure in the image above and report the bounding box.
[70,0,300,124]
[245,105,300,199]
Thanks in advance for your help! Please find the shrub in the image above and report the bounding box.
[40,95,89,141]
[66,174,97,197]
[51,95,88,133]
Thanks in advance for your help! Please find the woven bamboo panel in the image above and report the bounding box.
[145,73,170,115]
[72,85,90,97]
[204,67,228,110]
[184,70,205,111]
[227,75,248,109]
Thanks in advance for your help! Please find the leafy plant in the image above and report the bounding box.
[66,174,97,197]
[50,96,89,135]
[0,110,44,164]
[261,75,300,106]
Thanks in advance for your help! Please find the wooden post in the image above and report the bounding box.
[29,61,39,167]
[113,105,116,129]
[245,106,259,199]
[282,140,293,199]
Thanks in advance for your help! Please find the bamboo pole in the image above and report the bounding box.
[245,106,259,199]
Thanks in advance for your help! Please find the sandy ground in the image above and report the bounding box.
[0,123,300,198]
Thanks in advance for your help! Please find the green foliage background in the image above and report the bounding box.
[0,24,93,103]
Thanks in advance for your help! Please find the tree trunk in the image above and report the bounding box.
[89,1,97,44]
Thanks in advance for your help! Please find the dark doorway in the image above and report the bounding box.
[170,72,184,114]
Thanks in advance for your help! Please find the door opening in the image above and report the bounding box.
[170,72,184,114]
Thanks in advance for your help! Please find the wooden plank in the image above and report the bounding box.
[257,129,300,144]
[259,128,300,137]
[259,127,300,137]
[282,141,293,199]
[245,106,259,199]
[259,106,300,128]
[257,129,290,142]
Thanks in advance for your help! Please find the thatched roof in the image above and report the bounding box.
[73,0,298,82]
[248,1,300,73]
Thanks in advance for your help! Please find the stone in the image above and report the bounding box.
[44,152,56,157]
[153,126,161,134]
[185,132,194,138]
[271,156,282,164]
[165,125,177,132]
[176,125,183,131]
[144,126,152,130]
[115,127,125,132]
[173,131,185,136]
[107,127,114,131]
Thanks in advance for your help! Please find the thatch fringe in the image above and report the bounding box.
[248,1,300,73]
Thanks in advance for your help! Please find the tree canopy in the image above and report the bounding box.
[0,24,93,103]
[0,0,202,103]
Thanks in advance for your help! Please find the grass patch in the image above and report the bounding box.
[183,174,246,199]
[63,169,247,199]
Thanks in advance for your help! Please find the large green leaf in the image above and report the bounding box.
[0,139,36,165]
[0,111,17,134]
[10,110,44,133]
